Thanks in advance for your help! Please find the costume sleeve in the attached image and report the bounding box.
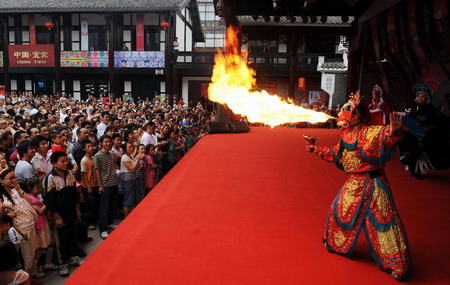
[383,125,403,149]
[42,175,58,214]
[314,143,340,162]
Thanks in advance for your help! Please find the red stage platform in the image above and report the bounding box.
[67,127,450,284]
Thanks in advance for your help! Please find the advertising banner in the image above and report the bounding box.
[60,51,109,67]
[81,18,89,51]
[136,14,144,51]
[114,51,164,68]
[8,45,55,67]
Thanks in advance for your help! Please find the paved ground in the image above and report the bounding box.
[40,221,120,285]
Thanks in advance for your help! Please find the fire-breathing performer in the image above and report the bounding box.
[304,92,411,281]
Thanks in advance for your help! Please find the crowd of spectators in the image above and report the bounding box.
[0,93,212,283]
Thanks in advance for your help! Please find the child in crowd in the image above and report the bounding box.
[0,240,30,285]
[145,145,157,193]
[50,132,66,153]
[43,151,83,277]
[25,177,51,279]
[80,140,99,229]
[0,214,24,271]
[135,144,147,204]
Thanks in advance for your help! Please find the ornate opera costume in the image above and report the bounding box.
[368,85,390,125]
[307,93,411,281]
[399,83,438,178]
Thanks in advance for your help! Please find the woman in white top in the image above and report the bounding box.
[120,142,145,217]
[0,169,37,278]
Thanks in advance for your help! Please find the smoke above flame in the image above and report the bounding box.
[208,26,333,128]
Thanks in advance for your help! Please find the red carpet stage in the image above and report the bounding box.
[67,127,450,284]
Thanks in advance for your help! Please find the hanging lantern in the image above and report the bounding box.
[160,21,169,29]
[44,21,54,30]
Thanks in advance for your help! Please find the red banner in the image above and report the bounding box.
[29,15,36,45]
[0,85,5,99]
[136,13,144,51]
[8,45,55,67]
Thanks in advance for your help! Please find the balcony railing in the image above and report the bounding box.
[175,51,319,71]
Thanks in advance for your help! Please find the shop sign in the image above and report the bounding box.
[8,44,55,67]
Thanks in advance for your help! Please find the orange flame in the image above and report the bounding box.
[208,26,333,128]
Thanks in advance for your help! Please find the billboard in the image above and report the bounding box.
[9,45,55,67]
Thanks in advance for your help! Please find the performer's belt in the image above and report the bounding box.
[368,169,383,179]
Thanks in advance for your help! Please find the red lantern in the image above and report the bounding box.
[320,16,327,23]
[160,21,169,29]
[44,21,54,30]
[310,16,317,23]
[273,16,280,23]
[341,16,349,23]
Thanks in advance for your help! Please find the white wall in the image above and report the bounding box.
[73,80,81,101]
[25,80,32,91]
[182,77,211,104]
[185,26,193,52]
[321,73,335,109]
[10,80,17,91]
[124,81,132,93]
[176,14,185,51]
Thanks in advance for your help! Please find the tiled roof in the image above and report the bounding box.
[0,0,191,12]
[237,15,354,26]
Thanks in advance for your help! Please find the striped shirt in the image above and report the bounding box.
[94,150,118,187]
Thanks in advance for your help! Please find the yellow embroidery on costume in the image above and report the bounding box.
[341,179,359,215]
[364,126,383,157]
[372,181,389,216]
[341,150,362,172]
[377,225,407,255]
[334,230,347,247]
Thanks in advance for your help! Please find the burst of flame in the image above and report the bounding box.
[208,26,333,128]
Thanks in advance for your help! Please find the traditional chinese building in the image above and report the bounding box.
[0,0,204,101]
[208,0,450,109]
[174,0,353,107]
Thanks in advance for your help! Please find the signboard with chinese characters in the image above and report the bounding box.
[8,45,55,67]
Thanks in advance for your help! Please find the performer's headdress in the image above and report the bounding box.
[372,84,383,97]
[413,83,432,103]
[337,91,364,128]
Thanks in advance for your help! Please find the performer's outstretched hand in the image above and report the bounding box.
[389,112,403,135]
